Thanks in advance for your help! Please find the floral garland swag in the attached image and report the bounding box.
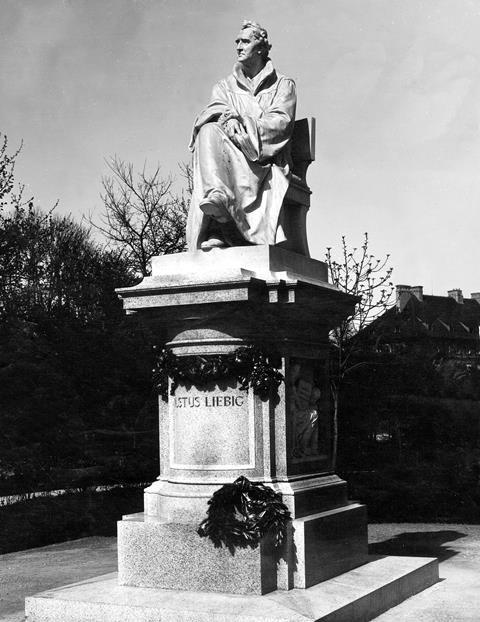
[152,344,284,401]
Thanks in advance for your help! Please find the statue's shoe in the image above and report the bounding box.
[199,191,229,223]
[200,237,226,250]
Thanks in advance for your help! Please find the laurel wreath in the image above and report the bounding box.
[152,345,283,401]
[197,476,291,551]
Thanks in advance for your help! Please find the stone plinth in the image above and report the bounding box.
[292,503,367,588]
[117,505,367,595]
[118,514,277,595]
[25,556,439,622]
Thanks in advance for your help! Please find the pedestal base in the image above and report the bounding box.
[118,513,277,595]
[292,503,368,588]
[25,556,439,622]
[117,502,367,594]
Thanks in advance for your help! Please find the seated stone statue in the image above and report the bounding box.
[186,20,297,250]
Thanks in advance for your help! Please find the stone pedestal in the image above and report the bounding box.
[114,245,368,594]
[25,245,439,621]
[118,513,277,595]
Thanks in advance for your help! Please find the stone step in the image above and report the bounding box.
[25,555,438,622]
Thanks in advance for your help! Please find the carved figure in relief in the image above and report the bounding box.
[290,363,321,458]
[187,20,297,250]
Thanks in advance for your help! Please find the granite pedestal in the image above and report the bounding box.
[114,246,370,594]
[25,246,439,620]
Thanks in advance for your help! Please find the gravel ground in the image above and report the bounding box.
[1,525,479,621]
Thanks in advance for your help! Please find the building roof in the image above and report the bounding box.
[361,286,480,349]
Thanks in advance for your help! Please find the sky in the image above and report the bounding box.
[2,0,480,297]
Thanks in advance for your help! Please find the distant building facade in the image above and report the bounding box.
[361,285,480,360]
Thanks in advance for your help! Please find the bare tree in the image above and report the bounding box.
[0,133,22,205]
[95,157,189,276]
[326,233,394,468]
[178,161,193,197]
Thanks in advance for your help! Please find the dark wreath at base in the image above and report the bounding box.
[152,345,284,401]
[197,476,291,553]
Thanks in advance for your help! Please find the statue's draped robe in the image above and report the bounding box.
[187,60,297,249]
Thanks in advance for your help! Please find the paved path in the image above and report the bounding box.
[0,537,117,622]
[370,523,480,621]
[1,525,479,621]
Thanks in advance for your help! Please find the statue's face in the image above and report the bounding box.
[235,28,263,66]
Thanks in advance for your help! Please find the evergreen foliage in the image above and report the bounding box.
[337,346,480,522]
[0,138,158,497]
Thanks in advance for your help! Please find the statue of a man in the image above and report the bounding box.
[187,20,297,250]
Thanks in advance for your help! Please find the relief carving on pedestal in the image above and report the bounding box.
[288,359,328,463]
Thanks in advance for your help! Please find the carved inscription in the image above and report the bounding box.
[170,382,253,470]
[174,395,245,408]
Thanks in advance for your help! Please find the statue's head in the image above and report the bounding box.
[235,20,271,68]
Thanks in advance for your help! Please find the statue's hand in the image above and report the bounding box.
[224,119,249,151]
[218,109,236,126]
[224,118,243,139]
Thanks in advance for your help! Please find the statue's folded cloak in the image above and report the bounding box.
[187,60,297,249]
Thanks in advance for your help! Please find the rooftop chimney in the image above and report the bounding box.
[396,284,411,311]
[410,286,423,302]
[471,293,480,304]
[448,289,464,304]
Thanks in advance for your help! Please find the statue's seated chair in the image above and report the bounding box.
[279,117,315,257]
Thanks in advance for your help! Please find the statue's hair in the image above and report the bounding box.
[241,20,272,58]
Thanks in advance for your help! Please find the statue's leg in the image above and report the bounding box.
[195,123,235,214]
[191,123,262,249]
[193,124,235,249]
